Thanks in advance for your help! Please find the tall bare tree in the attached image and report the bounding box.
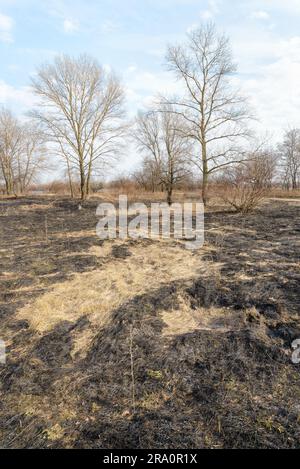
[31,54,125,200]
[164,23,252,205]
[134,107,191,204]
[278,129,300,190]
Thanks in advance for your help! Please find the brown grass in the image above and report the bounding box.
[16,240,215,355]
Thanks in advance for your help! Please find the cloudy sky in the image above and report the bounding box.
[0,0,299,174]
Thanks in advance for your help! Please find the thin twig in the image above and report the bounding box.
[44,214,48,243]
[129,324,136,414]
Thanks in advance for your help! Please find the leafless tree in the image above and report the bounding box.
[0,108,22,195]
[134,107,191,204]
[16,124,47,194]
[164,23,252,206]
[0,108,45,195]
[31,54,126,200]
[133,157,162,193]
[278,129,300,190]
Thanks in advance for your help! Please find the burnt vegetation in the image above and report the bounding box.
[0,196,299,449]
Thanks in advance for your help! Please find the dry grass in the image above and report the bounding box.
[269,188,300,199]
[93,189,203,204]
[17,240,213,355]
[161,293,259,337]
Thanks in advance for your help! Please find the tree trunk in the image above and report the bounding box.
[201,142,209,207]
[66,158,74,198]
[5,180,11,196]
[86,177,90,198]
[4,170,14,196]
[80,182,86,200]
[80,167,86,200]
[86,160,93,199]
[167,187,173,206]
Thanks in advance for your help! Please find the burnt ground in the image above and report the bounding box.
[0,196,299,448]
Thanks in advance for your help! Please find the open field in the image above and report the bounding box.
[0,195,300,448]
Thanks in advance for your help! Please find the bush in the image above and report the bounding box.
[221,154,275,213]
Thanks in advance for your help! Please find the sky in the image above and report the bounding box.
[0,0,300,176]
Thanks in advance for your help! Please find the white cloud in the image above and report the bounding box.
[186,23,199,33]
[237,36,300,136]
[200,10,214,20]
[0,12,14,43]
[127,65,137,73]
[124,69,182,117]
[256,0,300,15]
[63,18,79,34]
[200,0,220,20]
[0,80,36,114]
[101,20,118,34]
[250,10,270,20]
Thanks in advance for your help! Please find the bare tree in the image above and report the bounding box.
[164,23,252,206]
[0,108,45,195]
[16,124,47,194]
[31,54,125,200]
[0,108,22,195]
[134,107,191,204]
[133,156,162,193]
[278,129,300,190]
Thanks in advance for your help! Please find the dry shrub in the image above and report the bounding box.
[107,177,138,194]
[221,154,275,213]
[47,180,72,195]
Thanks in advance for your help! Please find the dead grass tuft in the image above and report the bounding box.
[161,297,265,337]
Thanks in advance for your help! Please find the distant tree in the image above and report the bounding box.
[134,107,191,204]
[164,23,252,206]
[0,109,22,195]
[0,108,45,195]
[16,124,46,194]
[31,54,126,200]
[278,129,300,190]
[133,156,162,193]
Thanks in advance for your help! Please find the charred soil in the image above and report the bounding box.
[0,196,299,448]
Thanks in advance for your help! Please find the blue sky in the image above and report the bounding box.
[1,0,300,174]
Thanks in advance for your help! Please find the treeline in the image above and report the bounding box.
[0,23,300,205]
